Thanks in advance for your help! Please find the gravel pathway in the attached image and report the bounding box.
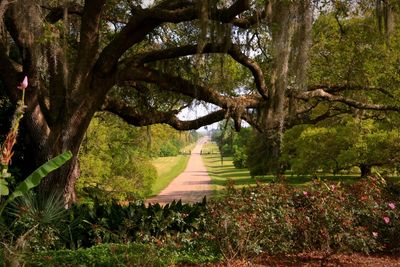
[146,137,212,205]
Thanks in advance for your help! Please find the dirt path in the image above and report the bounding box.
[146,137,212,205]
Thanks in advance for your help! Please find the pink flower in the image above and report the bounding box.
[388,203,396,210]
[303,191,308,196]
[17,76,28,90]
[372,232,379,238]
[330,185,336,191]
[383,216,390,224]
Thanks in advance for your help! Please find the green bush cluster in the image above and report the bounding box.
[207,178,400,259]
[7,179,400,265]
[24,243,173,267]
[67,199,208,248]
[23,241,221,266]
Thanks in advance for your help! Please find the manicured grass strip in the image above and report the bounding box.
[201,142,263,190]
[201,142,395,190]
[151,155,190,196]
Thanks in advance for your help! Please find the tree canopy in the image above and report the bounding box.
[1,0,400,203]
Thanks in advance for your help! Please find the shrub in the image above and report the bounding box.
[66,198,208,248]
[24,243,173,267]
[159,141,179,157]
[6,192,68,252]
[232,146,247,169]
[206,178,400,259]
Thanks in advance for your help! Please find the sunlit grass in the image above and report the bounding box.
[201,142,400,191]
[151,155,189,196]
[151,156,189,196]
[150,143,198,196]
[201,142,263,191]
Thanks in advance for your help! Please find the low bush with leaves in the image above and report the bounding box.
[66,198,208,248]
[24,243,174,267]
[24,241,221,267]
[206,178,400,260]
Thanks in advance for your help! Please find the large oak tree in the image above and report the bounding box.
[1,0,399,204]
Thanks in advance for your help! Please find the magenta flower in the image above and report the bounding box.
[383,216,390,224]
[388,203,396,210]
[17,76,28,90]
[372,232,378,238]
[303,191,308,196]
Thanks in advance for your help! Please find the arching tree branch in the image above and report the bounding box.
[71,0,106,94]
[122,42,268,99]
[95,0,251,76]
[117,66,261,110]
[232,9,267,28]
[102,98,227,130]
[296,88,400,111]
[42,3,83,23]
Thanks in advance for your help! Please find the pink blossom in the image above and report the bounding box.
[17,76,28,90]
[372,232,378,238]
[388,203,396,210]
[330,185,336,191]
[383,216,390,224]
[303,191,308,196]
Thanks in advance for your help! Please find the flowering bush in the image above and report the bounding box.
[206,178,400,259]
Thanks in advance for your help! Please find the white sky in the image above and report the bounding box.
[178,103,221,131]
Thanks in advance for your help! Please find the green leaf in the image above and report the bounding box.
[9,151,72,201]
[0,179,9,196]
[0,151,72,215]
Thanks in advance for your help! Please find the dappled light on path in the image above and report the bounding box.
[146,137,212,205]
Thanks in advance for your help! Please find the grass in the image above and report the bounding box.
[151,155,190,196]
[201,142,266,191]
[201,142,400,191]
[150,143,196,196]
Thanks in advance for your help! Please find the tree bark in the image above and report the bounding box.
[260,0,297,173]
[360,164,372,178]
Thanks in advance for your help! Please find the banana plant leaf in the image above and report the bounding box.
[0,151,72,215]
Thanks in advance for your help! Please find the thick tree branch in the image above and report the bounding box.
[118,66,260,110]
[232,9,267,28]
[95,0,251,76]
[71,0,106,94]
[296,88,400,111]
[309,84,395,99]
[123,43,268,99]
[42,3,83,23]
[228,45,268,99]
[288,108,352,127]
[102,98,227,130]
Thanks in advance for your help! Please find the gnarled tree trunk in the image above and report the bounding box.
[259,0,312,174]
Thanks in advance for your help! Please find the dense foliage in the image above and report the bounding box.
[218,10,400,177]
[66,199,207,248]
[5,177,400,265]
[208,178,400,259]
[282,120,400,176]
[212,121,251,169]
[77,112,198,202]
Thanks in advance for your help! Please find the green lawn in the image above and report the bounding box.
[201,142,271,191]
[201,142,400,191]
[150,155,189,196]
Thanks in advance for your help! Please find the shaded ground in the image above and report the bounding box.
[146,137,212,205]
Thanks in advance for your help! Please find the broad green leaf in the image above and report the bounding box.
[0,179,9,196]
[0,151,72,215]
[9,151,72,201]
